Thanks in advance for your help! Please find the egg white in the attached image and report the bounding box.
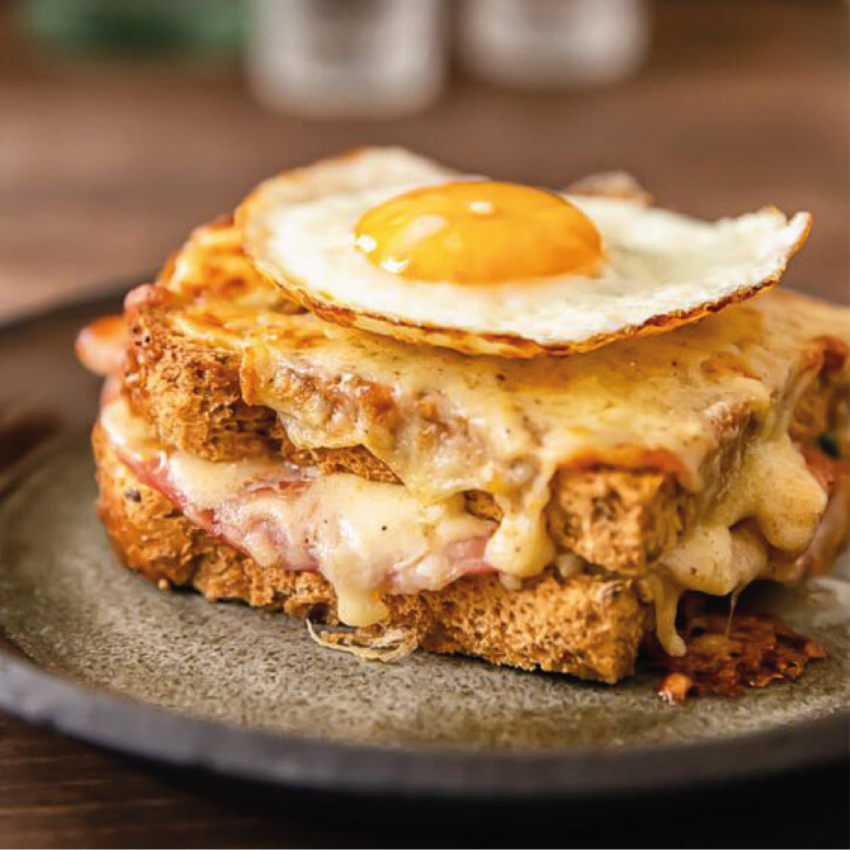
[239,148,811,357]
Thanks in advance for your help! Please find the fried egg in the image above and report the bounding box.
[237,147,811,358]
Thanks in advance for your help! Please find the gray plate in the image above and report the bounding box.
[0,292,847,799]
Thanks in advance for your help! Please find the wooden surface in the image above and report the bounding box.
[0,0,847,317]
[0,0,848,846]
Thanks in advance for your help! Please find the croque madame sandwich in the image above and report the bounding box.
[76,147,849,684]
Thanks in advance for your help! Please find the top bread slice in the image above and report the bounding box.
[120,212,850,585]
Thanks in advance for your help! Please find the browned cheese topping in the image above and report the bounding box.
[647,595,828,703]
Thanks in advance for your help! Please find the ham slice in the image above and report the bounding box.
[100,397,495,626]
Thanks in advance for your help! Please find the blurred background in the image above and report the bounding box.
[0,0,847,320]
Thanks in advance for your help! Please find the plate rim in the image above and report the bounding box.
[0,289,847,799]
[1,647,847,799]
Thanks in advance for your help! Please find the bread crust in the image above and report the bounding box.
[94,422,651,683]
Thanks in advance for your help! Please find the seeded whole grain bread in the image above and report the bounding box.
[94,421,651,682]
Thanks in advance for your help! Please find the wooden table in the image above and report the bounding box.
[0,0,847,845]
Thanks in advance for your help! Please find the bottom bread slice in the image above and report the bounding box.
[93,423,652,683]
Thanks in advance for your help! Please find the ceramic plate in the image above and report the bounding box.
[0,291,847,799]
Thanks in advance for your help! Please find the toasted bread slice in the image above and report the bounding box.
[93,420,651,683]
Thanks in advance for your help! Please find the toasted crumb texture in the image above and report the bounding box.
[124,286,280,461]
[549,468,687,568]
[94,422,651,683]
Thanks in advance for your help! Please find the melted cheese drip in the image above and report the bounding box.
[101,399,492,626]
[649,431,828,653]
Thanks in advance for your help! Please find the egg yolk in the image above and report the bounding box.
[354,181,603,284]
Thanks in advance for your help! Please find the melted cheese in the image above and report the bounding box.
[173,289,846,573]
[164,219,294,311]
[101,399,493,626]
[162,289,849,650]
[648,431,830,653]
[719,434,827,549]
